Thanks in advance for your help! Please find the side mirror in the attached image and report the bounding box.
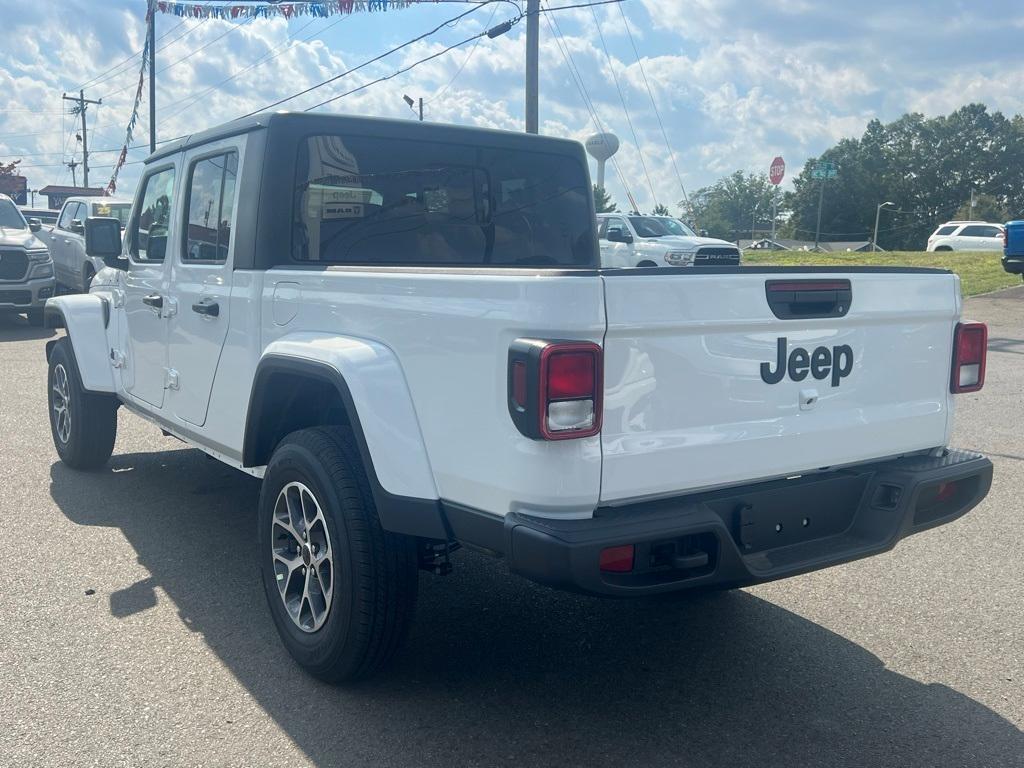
[607,227,633,244]
[70,219,85,234]
[28,217,41,233]
[85,217,125,269]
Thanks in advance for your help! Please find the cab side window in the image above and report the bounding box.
[183,152,238,263]
[57,202,80,231]
[131,167,176,263]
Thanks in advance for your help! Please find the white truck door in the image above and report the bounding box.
[123,164,178,410]
[51,202,77,287]
[604,215,635,267]
[165,145,239,427]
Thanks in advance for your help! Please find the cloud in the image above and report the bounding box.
[1,0,1022,214]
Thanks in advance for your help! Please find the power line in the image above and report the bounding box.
[240,2,512,118]
[100,16,253,100]
[618,2,689,213]
[588,2,658,208]
[544,3,638,211]
[424,4,499,105]
[157,14,343,124]
[75,19,190,92]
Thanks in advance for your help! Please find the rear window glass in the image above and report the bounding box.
[935,225,957,236]
[291,134,595,267]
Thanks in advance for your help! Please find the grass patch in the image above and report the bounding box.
[743,250,1019,297]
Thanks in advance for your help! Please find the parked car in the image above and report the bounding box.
[0,194,55,325]
[19,206,59,227]
[597,213,741,267]
[926,221,1004,252]
[1002,220,1024,278]
[44,112,992,683]
[37,196,132,292]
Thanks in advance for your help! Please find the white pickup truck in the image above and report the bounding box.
[44,113,992,683]
[597,212,741,267]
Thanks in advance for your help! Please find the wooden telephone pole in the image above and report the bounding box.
[62,90,101,188]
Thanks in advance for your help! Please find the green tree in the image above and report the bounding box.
[651,203,671,216]
[690,171,776,242]
[0,159,21,177]
[785,104,1024,249]
[593,184,618,213]
[954,193,1008,222]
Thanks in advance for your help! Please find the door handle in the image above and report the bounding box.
[142,294,163,310]
[192,297,219,317]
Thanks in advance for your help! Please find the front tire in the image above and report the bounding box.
[47,338,118,470]
[258,427,419,683]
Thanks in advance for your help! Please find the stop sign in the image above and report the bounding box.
[770,156,785,186]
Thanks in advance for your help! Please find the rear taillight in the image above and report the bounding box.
[950,322,987,393]
[508,340,603,440]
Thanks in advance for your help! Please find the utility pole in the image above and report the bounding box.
[149,3,156,153]
[813,178,825,250]
[62,90,101,188]
[66,158,79,187]
[524,0,539,133]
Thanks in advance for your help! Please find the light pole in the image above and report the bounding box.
[872,201,895,252]
[751,203,759,242]
[403,94,423,121]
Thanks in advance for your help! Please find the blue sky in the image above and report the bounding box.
[1,0,1023,211]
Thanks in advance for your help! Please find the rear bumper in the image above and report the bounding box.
[1002,255,1024,274]
[451,449,992,596]
[0,275,56,310]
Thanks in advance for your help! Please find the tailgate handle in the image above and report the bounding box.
[765,279,851,319]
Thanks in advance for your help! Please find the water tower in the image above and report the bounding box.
[585,132,619,189]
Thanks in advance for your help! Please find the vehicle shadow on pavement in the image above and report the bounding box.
[50,448,1023,768]
[0,313,55,341]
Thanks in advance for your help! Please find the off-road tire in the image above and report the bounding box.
[258,426,419,683]
[47,337,118,470]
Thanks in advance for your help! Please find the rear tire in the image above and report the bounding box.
[258,426,419,683]
[637,260,659,267]
[47,338,118,470]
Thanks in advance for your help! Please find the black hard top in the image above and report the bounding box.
[147,111,585,164]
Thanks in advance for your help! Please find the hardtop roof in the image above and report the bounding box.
[146,111,586,165]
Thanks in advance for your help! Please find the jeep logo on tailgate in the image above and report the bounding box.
[761,337,853,387]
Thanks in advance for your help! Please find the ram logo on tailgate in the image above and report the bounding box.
[761,337,853,387]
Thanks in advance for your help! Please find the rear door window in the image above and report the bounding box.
[959,225,1000,237]
[934,225,957,236]
[183,152,238,263]
[291,134,594,267]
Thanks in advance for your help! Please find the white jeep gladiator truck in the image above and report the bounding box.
[44,113,993,683]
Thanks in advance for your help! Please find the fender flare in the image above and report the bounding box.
[243,334,447,540]
[43,295,116,393]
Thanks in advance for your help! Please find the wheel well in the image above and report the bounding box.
[637,260,658,267]
[934,245,953,251]
[243,368,351,467]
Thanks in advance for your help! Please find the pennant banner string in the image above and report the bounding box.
[153,1,486,19]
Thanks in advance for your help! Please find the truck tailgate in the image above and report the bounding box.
[600,269,960,504]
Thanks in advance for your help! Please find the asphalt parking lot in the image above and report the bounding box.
[1,288,1021,768]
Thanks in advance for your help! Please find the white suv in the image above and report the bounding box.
[927,221,1004,252]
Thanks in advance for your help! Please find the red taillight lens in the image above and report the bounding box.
[951,322,987,393]
[546,351,596,399]
[599,544,634,573]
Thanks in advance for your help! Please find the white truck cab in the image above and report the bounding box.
[597,213,741,268]
[43,113,992,683]
[37,196,132,293]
